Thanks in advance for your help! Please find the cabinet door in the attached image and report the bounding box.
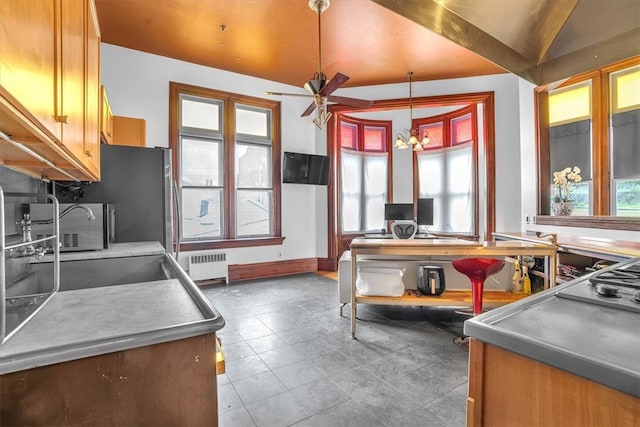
[100,85,114,144]
[59,0,85,163]
[84,0,101,177]
[0,0,61,141]
[112,116,146,147]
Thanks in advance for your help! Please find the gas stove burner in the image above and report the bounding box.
[595,284,620,298]
[557,258,640,314]
[589,265,640,289]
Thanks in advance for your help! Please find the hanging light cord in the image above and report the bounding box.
[408,71,414,124]
[317,2,323,75]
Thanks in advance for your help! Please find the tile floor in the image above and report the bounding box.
[202,273,470,427]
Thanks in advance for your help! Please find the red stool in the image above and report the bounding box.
[452,258,505,316]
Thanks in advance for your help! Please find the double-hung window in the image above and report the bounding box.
[170,82,281,249]
[415,106,477,234]
[338,115,392,233]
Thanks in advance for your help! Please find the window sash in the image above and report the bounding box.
[418,142,474,233]
[180,94,223,135]
[235,141,273,237]
[235,104,272,141]
[236,189,273,237]
[340,149,388,233]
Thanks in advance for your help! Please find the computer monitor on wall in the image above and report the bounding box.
[417,198,434,226]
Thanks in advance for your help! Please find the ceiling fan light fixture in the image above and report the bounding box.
[264,0,370,129]
[304,72,327,95]
[312,98,332,128]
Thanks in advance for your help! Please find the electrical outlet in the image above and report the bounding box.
[526,216,530,224]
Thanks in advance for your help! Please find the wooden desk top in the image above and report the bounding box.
[350,238,556,257]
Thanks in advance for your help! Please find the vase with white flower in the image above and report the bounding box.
[552,166,582,215]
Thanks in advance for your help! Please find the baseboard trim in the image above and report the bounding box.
[228,258,318,282]
[317,257,336,272]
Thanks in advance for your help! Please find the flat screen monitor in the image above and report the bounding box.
[384,203,414,220]
[417,198,434,225]
[282,152,330,185]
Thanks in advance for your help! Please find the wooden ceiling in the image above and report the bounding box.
[94,0,506,89]
[95,0,640,89]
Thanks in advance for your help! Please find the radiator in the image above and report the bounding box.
[188,252,228,283]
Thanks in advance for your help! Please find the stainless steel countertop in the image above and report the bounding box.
[1,244,225,375]
[464,259,640,398]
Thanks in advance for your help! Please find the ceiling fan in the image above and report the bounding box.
[265,0,372,128]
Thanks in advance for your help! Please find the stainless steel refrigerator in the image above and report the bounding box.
[55,145,174,252]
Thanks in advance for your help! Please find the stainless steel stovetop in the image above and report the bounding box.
[555,257,640,313]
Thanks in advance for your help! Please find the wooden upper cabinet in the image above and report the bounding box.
[100,86,114,145]
[0,0,60,141]
[112,116,146,147]
[60,0,86,166]
[0,0,101,181]
[84,0,101,177]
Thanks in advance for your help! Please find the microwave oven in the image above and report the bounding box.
[29,203,115,251]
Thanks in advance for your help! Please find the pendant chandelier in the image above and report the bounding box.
[394,71,430,151]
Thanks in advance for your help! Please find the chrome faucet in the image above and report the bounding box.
[31,204,96,224]
[10,213,46,259]
[535,232,558,246]
[11,204,95,258]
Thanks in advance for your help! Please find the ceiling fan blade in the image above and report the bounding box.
[319,72,350,96]
[264,91,312,98]
[301,102,317,117]
[326,95,373,109]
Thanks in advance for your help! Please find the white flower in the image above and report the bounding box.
[553,166,582,202]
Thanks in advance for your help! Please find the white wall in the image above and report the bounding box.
[101,43,525,264]
[102,43,637,266]
[101,44,322,265]
[518,79,537,229]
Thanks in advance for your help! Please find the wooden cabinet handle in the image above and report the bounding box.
[55,115,68,124]
[85,150,93,158]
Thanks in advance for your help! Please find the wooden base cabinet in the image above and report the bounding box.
[0,333,219,426]
[467,339,640,426]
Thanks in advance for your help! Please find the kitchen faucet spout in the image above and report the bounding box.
[535,232,558,246]
[31,204,96,224]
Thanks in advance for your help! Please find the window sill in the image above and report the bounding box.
[535,216,640,231]
[179,236,285,251]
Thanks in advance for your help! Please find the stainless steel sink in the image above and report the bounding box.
[30,254,172,291]
[5,254,175,339]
